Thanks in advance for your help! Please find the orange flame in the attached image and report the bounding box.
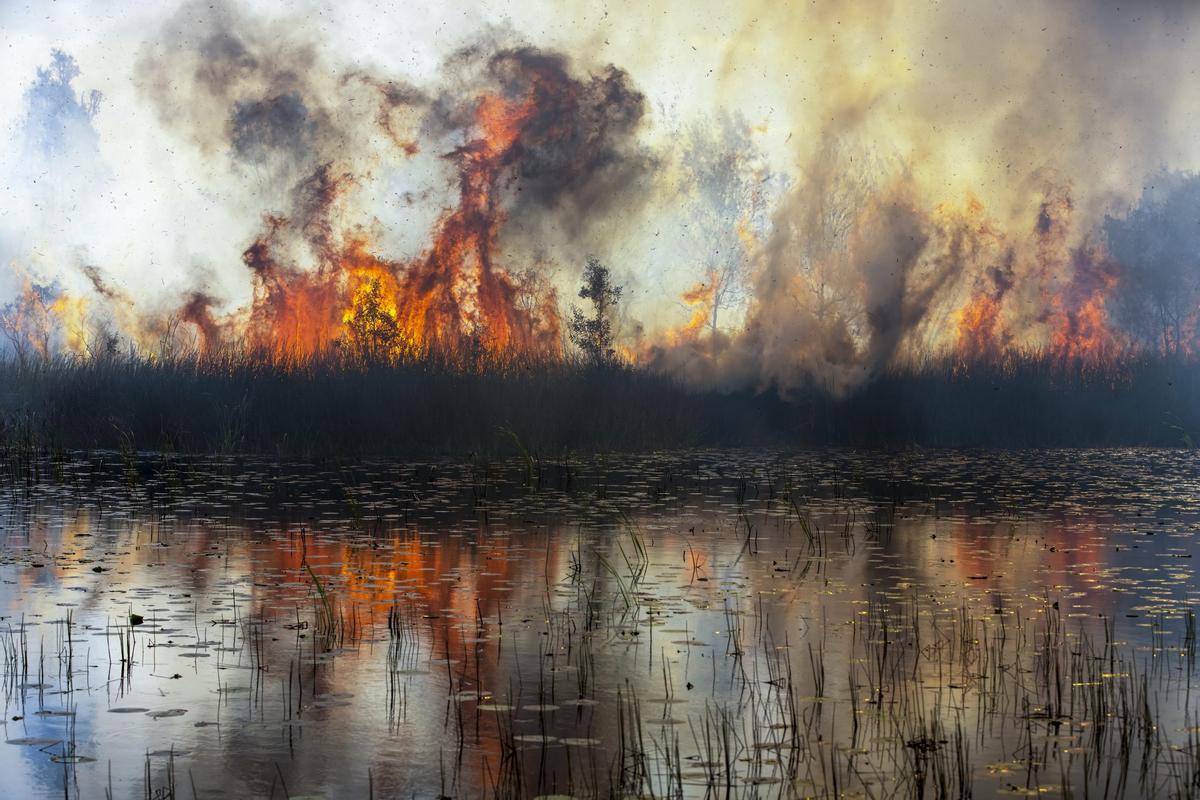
[953,292,1005,363]
[946,190,1129,369]
[1047,274,1123,363]
[664,273,718,347]
[1043,242,1125,365]
[0,273,89,360]
[240,87,560,364]
[50,293,89,354]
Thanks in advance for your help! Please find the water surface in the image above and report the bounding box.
[2,449,1198,798]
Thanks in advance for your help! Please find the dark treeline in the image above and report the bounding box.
[0,351,1197,460]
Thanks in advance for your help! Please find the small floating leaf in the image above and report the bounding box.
[147,709,188,719]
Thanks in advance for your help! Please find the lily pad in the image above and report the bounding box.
[147,709,188,719]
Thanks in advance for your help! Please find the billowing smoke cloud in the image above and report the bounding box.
[4,0,1200,389]
[136,1,428,196]
[425,40,653,246]
[230,92,317,165]
[643,0,1200,394]
[122,1,650,356]
[487,49,647,218]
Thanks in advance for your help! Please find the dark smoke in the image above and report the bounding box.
[135,0,381,175]
[230,92,316,164]
[426,40,653,238]
[291,163,354,258]
[81,265,121,302]
[489,48,646,212]
[178,291,223,350]
[348,74,427,154]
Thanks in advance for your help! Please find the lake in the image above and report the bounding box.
[1,448,1198,798]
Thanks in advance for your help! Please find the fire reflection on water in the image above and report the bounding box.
[1,449,1197,798]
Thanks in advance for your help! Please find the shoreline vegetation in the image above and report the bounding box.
[1,349,1197,459]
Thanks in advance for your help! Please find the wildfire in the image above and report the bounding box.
[1048,277,1124,363]
[0,33,1174,383]
[383,88,556,358]
[1049,294,1114,362]
[946,191,1127,370]
[1042,241,1125,365]
[953,292,1005,364]
[0,272,90,361]
[239,82,560,364]
[243,209,354,360]
[665,273,718,347]
[50,293,89,354]
[736,218,757,252]
[950,265,1124,369]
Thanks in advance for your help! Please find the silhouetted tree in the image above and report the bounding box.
[0,286,54,367]
[23,49,101,159]
[680,112,777,338]
[1104,172,1200,357]
[569,256,622,364]
[343,277,400,361]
